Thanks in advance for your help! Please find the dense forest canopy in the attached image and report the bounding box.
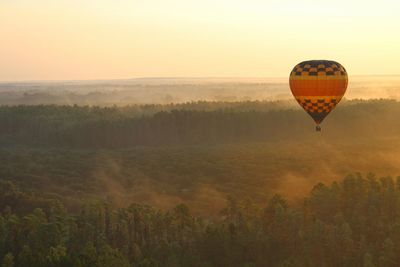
[0,99,398,147]
[1,99,400,266]
[1,174,400,267]
[0,100,400,213]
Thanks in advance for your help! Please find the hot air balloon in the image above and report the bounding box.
[289,60,348,131]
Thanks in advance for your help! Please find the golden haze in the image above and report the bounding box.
[1,0,399,81]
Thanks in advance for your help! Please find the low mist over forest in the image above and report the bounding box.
[1,79,400,266]
[3,0,400,263]
[0,98,400,213]
[0,76,400,105]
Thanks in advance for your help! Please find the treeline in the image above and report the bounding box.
[0,99,398,148]
[1,173,400,267]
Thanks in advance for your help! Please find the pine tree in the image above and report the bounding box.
[363,253,376,267]
[1,253,14,267]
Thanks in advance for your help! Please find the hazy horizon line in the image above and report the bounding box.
[1,74,400,84]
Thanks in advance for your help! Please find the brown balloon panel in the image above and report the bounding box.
[289,60,348,126]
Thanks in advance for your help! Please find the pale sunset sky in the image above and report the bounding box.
[1,0,399,81]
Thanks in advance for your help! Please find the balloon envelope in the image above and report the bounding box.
[289,60,348,126]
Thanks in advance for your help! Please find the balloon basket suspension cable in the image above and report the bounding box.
[316,125,321,132]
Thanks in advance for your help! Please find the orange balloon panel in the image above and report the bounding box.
[289,60,348,124]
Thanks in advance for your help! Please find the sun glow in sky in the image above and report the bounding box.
[1,0,400,81]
